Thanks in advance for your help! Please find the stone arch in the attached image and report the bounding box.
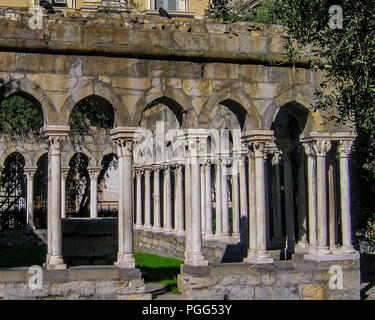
[98,147,117,166]
[63,150,95,168]
[0,77,57,125]
[131,85,198,127]
[33,148,48,167]
[59,80,130,126]
[0,147,32,168]
[200,89,261,131]
[263,89,325,133]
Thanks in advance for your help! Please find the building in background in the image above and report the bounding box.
[0,0,210,17]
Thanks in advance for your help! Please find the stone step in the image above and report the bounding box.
[155,293,192,300]
[144,283,168,299]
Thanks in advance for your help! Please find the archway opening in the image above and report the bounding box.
[0,93,44,139]
[66,153,90,218]
[69,95,115,145]
[34,153,48,229]
[271,101,310,256]
[98,153,119,217]
[0,152,26,229]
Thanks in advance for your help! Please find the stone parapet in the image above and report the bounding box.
[0,265,148,300]
[178,259,361,300]
[0,7,309,66]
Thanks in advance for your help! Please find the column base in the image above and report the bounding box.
[203,233,215,240]
[304,251,359,261]
[186,253,208,267]
[243,251,273,264]
[45,255,66,270]
[294,241,309,254]
[175,230,186,237]
[340,245,357,255]
[163,228,175,235]
[114,253,136,269]
[134,225,143,231]
[143,225,153,231]
[286,241,296,253]
[152,227,163,233]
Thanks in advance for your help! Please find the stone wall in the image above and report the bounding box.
[0,266,149,300]
[178,259,361,300]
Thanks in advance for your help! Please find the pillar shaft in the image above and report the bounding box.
[42,125,69,270]
[271,153,282,242]
[221,160,230,236]
[283,152,296,251]
[339,140,356,254]
[25,168,36,230]
[153,167,161,230]
[176,165,184,234]
[135,168,143,229]
[144,168,152,229]
[61,169,68,219]
[89,168,100,219]
[239,155,248,242]
[184,158,192,260]
[314,139,332,255]
[186,137,208,266]
[215,161,222,237]
[204,162,213,237]
[232,158,240,236]
[163,166,172,232]
[303,142,317,254]
[110,127,138,269]
[200,164,206,234]
[247,152,257,258]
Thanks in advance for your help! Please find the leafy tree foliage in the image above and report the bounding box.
[69,96,113,146]
[206,0,375,251]
[0,95,43,140]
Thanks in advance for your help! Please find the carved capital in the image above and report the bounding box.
[312,139,332,157]
[25,167,37,180]
[250,141,267,158]
[115,139,133,158]
[338,140,354,158]
[48,136,67,155]
[302,141,315,158]
[88,167,101,180]
[134,168,144,178]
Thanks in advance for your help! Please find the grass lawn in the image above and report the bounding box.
[0,246,183,294]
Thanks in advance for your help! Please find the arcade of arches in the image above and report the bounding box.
[0,91,358,270]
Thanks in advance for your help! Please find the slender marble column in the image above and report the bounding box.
[328,153,338,252]
[221,159,230,237]
[239,154,248,242]
[186,137,208,266]
[88,167,100,219]
[43,126,69,270]
[25,167,37,230]
[231,156,240,236]
[271,152,282,243]
[61,168,69,219]
[282,145,296,252]
[339,140,356,254]
[303,142,318,254]
[200,163,206,234]
[184,155,192,261]
[204,160,213,238]
[246,150,257,259]
[110,127,138,269]
[245,141,273,263]
[163,165,173,233]
[175,164,185,235]
[135,168,143,230]
[215,160,222,237]
[295,150,309,253]
[153,166,162,232]
[144,167,152,229]
[313,139,332,256]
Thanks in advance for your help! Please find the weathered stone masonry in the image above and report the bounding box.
[0,7,360,299]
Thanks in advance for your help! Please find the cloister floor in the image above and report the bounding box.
[0,246,183,294]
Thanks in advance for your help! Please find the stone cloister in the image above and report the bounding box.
[0,8,360,299]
